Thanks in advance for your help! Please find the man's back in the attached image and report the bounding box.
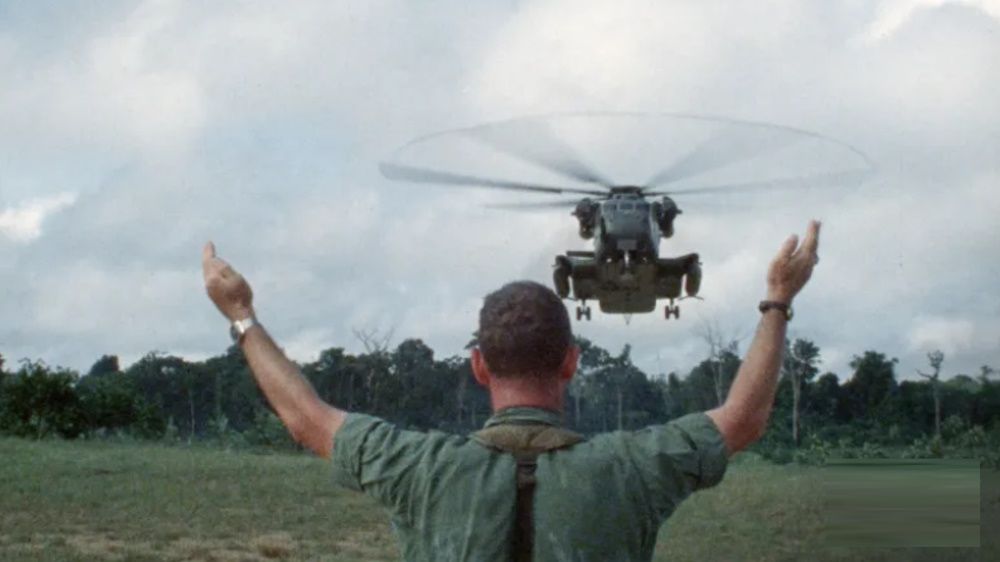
[331,407,728,561]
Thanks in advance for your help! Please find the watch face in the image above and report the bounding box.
[230,318,256,342]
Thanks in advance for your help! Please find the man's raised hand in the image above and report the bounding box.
[202,242,255,322]
[766,220,821,305]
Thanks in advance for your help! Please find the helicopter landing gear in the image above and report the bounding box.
[664,299,680,320]
[620,251,639,279]
[576,304,592,321]
[553,256,571,299]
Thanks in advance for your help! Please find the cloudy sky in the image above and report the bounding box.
[1,0,997,382]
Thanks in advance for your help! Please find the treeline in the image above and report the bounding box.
[0,338,997,464]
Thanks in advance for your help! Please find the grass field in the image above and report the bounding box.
[1,437,996,561]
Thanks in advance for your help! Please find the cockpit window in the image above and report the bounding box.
[620,203,635,211]
[604,203,617,211]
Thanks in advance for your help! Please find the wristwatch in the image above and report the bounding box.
[230,317,258,343]
[758,300,793,321]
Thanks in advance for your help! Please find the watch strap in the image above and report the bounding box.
[758,300,793,321]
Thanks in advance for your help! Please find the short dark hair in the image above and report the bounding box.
[478,280,572,378]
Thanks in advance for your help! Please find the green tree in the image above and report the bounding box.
[442,355,483,430]
[0,352,6,413]
[917,350,945,438]
[87,354,121,378]
[697,322,740,406]
[783,338,820,446]
[0,360,85,438]
[572,337,617,432]
[896,380,935,440]
[663,372,686,419]
[393,338,448,428]
[681,361,714,413]
[976,365,1000,429]
[126,353,209,439]
[200,345,263,432]
[76,371,139,433]
[844,351,898,422]
[811,372,840,419]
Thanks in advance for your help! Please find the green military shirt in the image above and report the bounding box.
[331,407,728,561]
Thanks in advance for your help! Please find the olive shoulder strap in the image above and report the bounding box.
[473,425,585,562]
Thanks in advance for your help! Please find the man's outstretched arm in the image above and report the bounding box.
[707,220,821,455]
[202,242,345,458]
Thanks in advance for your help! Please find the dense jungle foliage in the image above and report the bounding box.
[0,338,997,466]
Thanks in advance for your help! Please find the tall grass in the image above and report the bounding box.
[1,438,995,561]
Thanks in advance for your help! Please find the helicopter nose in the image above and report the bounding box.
[608,216,648,235]
[617,239,638,252]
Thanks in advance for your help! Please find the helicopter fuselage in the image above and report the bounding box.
[573,188,680,262]
[557,187,698,319]
[594,194,660,264]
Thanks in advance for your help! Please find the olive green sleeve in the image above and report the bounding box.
[621,412,729,519]
[329,413,379,492]
[329,413,452,523]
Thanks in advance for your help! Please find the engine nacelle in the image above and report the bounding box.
[654,196,681,238]
[573,198,599,239]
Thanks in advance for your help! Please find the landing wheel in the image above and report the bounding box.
[664,304,680,320]
[576,305,592,321]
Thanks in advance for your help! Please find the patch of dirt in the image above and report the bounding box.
[167,536,294,562]
[66,533,130,559]
[4,530,313,561]
[168,537,250,561]
[332,529,396,559]
[251,532,295,559]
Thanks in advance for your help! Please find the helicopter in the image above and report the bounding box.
[379,112,873,321]
[554,188,699,320]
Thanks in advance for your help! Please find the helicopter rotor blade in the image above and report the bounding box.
[645,168,872,198]
[484,199,584,211]
[379,162,609,196]
[644,125,804,189]
[465,119,615,186]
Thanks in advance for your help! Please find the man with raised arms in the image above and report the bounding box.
[202,220,820,561]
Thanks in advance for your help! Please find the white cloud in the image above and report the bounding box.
[27,263,197,336]
[0,0,997,382]
[0,3,206,160]
[0,193,77,242]
[907,315,976,355]
[860,0,1000,44]
[905,315,1000,375]
[470,2,721,114]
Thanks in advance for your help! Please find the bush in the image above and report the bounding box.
[941,414,966,442]
[132,403,167,440]
[792,437,833,465]
[243,410,297,451]
[729,451,769,466]
[162,417,181,444]
[928,435,944,457]
[984,448,1000,470]
[0,361,85,439]
[857,441,888,459]
[206,414,247,450]
[956,425,987,449]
